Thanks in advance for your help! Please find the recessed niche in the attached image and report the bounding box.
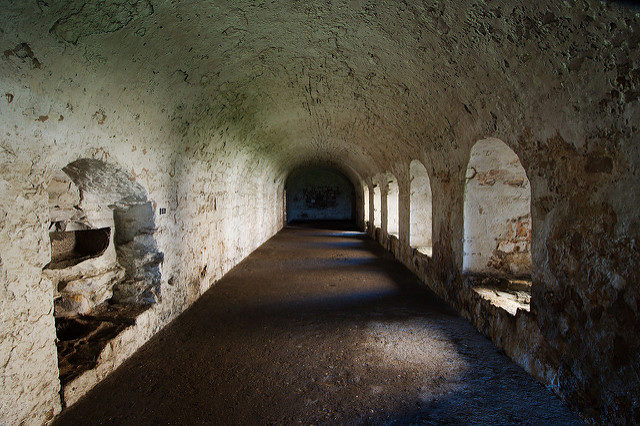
[47,228,111,270]
[467,274,532,316]
[45,159,164,399]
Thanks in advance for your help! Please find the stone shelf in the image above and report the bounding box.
[56,302,152,387]
[466,274,532,316]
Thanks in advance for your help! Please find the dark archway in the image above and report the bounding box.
[285,167,356,224]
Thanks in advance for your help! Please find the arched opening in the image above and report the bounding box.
[363,185,370,227]
[463,138,532,315]
[285,167,356,224]
[409,160,432,256]
[386,174,399,236]
[44,159,163,388]
[373,185,381,228]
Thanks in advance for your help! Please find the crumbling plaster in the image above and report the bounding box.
[1,0,639,424]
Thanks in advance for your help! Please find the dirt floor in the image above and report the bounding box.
[54,224,582,425]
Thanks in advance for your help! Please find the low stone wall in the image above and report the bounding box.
[367,224,577,421]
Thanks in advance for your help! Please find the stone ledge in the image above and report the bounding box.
[366,224,576,421]
[57,302,153,407]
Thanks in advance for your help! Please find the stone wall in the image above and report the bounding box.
[1,0,639,424]
[0,4,284,422]
[365,126,639,423]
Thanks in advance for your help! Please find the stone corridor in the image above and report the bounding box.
[54,224,581,425]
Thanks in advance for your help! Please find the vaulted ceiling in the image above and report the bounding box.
[3,0,638,180]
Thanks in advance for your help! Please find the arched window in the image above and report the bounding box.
[386,174,399,236]
[463,138,532,314]
[409,160,432,256]
[363,185,370,226]
[373,185,381,227]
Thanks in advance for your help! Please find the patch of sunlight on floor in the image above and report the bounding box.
[364,319,468,401]
[319,231,365,237]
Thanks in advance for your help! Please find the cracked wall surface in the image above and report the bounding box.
[0,0,639,424]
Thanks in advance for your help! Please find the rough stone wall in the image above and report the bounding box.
[0,175,60,424]
[285,167,354,222]
[368,118,639,423]
[0,3,284,423]
[1,0,639,423]
[366,2,639,420]
[463,138,532,277]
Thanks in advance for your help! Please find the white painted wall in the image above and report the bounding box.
[409,160,432,250]
[387,176,399,236]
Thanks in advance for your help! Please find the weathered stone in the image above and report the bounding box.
[0,0,638,424]
[48,0,154,44]
[54,267,125,317]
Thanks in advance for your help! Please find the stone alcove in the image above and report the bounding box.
[409,160,432,256]
[44,158,163,392]
[463,138,532,315]
[386,173,399,237]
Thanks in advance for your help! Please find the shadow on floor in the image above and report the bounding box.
[286,219,359,231]
[54,224,583,425]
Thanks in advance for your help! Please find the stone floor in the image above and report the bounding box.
[54,224,582,425]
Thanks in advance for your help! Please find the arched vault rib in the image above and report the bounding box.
[281,158,365,194]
